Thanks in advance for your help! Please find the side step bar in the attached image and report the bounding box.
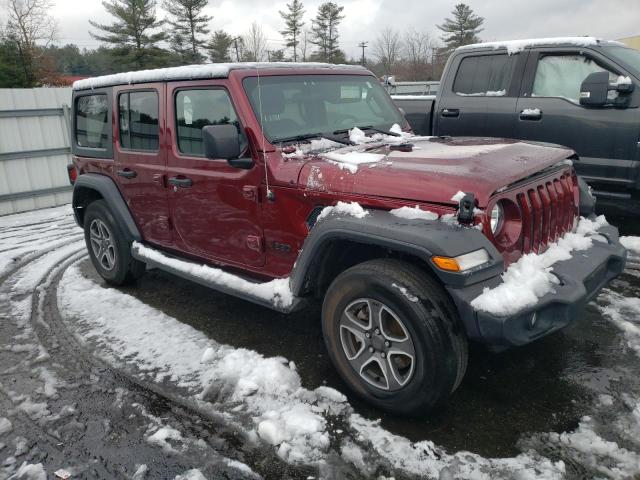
[131,242,305,314]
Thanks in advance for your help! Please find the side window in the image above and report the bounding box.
[76,94,109,149]
[175,89,244,157]
[532,54,618,103]
[453,54,514,96]
[118,90,159,151]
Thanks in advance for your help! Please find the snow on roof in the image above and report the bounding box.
[457,36,608,55]
[73,62,366,90]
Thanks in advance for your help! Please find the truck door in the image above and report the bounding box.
[515,49,639,198]
[114,84,173,247]
[165,82,265,268]
[435,51,523,138]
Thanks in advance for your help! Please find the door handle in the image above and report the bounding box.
[441,108,460,118]
[519,108,542,120]
[168,176,193,188]
[117,169,137,179]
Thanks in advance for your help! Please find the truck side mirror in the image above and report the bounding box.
[579,71,609,107]
[202,124,254,169]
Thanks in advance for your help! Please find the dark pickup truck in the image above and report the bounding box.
[392,37,640,214]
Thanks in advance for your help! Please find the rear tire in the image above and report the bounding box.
[84,200,145,286]
[321,258,467,416]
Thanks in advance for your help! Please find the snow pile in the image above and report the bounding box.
[621,236,640,254]
[316,201,368,222]
[471,216,608,316]
[450,191,466,202]
[0,417,12,435]
[347,125,411,146]
[389,205,438,221]
[522,108,541,116]
[323,151,386,173]
[10,463,47,480]
[281,138,343,158]
[598,290,640,356]
[458,36,601,55]
[73,62,364,90]
[614,75,633,86]
[174,469,207,480]
[457,89,506,96]
[132,242,293,308]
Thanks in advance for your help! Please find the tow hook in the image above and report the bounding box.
[457,193,476,224]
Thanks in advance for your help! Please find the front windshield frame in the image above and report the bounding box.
[602,45,640,79]
[242,74,407,144]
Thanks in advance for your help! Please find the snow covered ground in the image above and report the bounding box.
[1,205,640,479]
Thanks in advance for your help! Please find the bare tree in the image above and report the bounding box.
[300,29,310,61]
[5,0,57,85]
[372,27,401,74]
[402,29,432,80]
[243,21,267,61]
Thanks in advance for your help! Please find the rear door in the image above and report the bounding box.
[165,81,265,267]
[436,51,524,138]
[515,49,639,194]
[114,84,173,247]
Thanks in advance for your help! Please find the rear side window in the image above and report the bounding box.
[532,55,618,103]
[76,94,109,149]
[175,89,244,157]
[453,55,514,96]
[118,90,159,151]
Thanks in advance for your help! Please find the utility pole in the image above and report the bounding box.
[358,41,368,66]
[233,37,240,62]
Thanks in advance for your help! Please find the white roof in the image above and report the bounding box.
[456,36,616,55]
[73,62,366,91]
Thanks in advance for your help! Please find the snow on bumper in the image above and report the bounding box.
[447,220,627,347]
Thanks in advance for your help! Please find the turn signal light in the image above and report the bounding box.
[432,256,460,272]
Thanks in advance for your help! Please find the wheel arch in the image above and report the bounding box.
[72,173,141,242]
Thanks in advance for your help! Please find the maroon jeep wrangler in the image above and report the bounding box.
[68,63,626,415]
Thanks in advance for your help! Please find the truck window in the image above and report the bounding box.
[118,90,159,151]
[532,55,618,103]
[453,54,513,96]
[175,89,244,157]
[76,94,109,149]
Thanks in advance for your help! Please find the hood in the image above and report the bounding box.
[297,137,574,207]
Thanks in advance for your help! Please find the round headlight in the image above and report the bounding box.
[490,204,503,234]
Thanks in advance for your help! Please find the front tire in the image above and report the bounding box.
[84,200,145,285]
[322,258,467,416]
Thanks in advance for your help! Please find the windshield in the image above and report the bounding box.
[603,46,640,78]
[243,74,406,143]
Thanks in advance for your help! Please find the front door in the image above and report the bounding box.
[114,84,173,247]
[515,50,640,193]
[165,82,265,268]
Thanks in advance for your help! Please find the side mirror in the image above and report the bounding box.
[202,124,253,169]
[580,71,609,107]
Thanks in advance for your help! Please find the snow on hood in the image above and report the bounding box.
[299,137,574,207]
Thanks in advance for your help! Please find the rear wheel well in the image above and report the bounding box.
[307,239,438,299]
[73,186,103,226]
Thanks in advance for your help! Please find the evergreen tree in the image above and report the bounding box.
[207,30,234,62]
[437,3,484,50]
[279,0,305,62]
[310,2,344,63]
[162,0,211,63]
[89,0,167,69]
[0,36,29,87]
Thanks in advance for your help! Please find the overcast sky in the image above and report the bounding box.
[49,0,640,59]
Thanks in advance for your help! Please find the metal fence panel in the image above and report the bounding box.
[0,88,73,215]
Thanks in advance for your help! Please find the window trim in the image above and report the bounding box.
[117,88,160,153]
[452,52,517,98]
[173,86,246,160]
[72,88,113,159]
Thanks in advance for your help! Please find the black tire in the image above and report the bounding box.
[83,200,146,286]
[321,258,468,416]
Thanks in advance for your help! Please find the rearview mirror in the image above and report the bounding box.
[202,124,253,169]
[580,71,609,107]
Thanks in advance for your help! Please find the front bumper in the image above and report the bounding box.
[447,224,627,347]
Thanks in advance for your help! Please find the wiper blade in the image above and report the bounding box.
[333,125,401,137]
[276,133,351,145]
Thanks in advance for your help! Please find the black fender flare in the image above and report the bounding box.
[72,173,141,242]
[288,209,504,296]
